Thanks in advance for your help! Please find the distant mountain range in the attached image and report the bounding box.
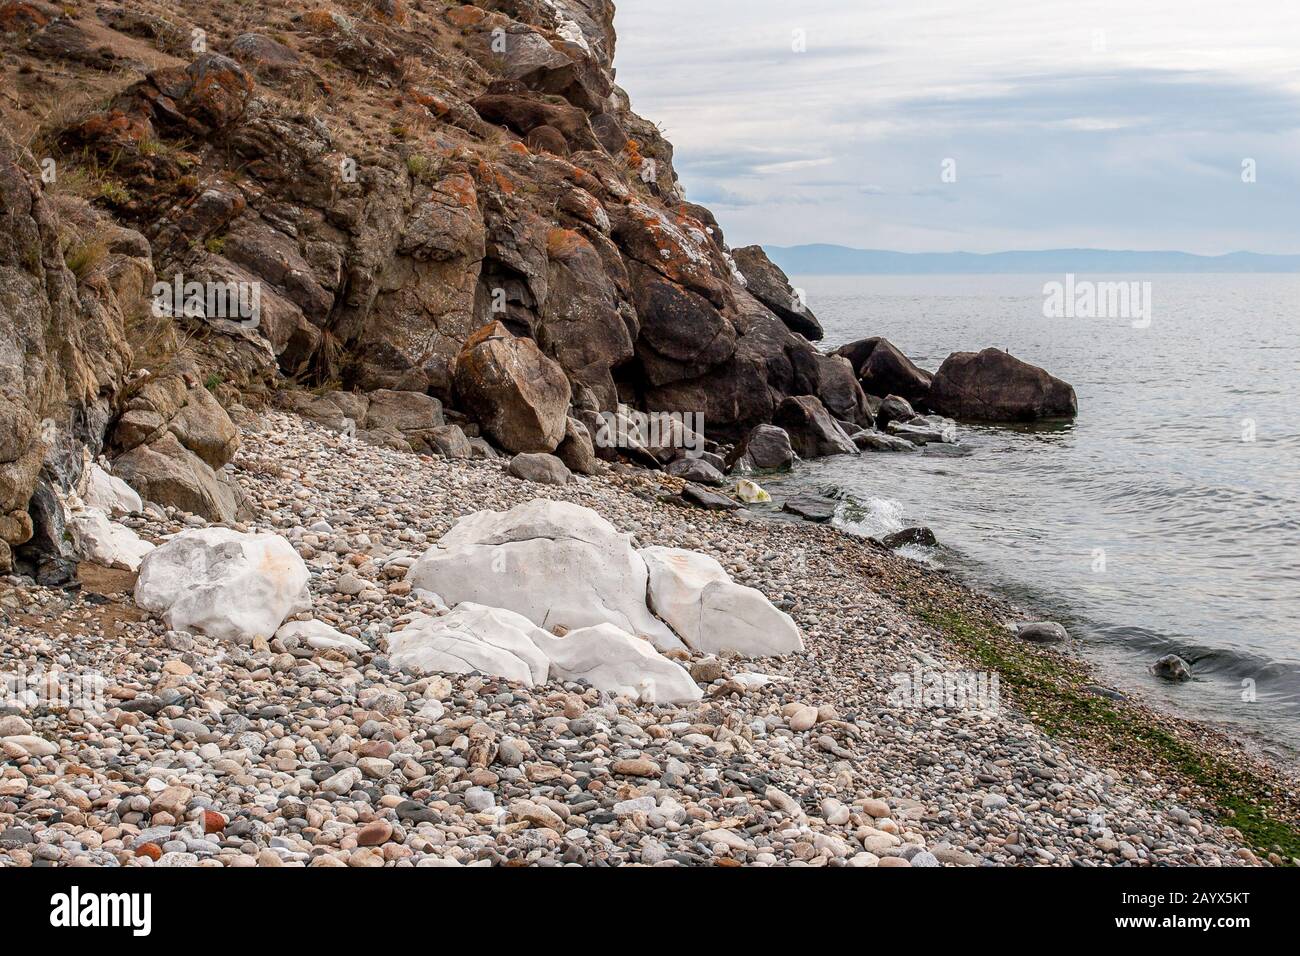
[764,245,1300,275]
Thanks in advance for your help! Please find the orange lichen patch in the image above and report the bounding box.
[437,171,478,208]
[476,157,516,196]
[190,62,255,103]
[64,110,154,154]
[624,139,643,167]
[566,166,603,194]
[356,0,408,25]
[446,4,488,29]
[546,227,589,261]
[410,90,451,116]
[0,1,49,32]
[301,9,345,34]
[507,141,530,157]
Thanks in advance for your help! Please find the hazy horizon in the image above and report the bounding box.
[614,0,1300,256]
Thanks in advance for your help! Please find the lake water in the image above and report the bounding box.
[768,274,1300,761]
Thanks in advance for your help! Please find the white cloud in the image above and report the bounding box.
[613,0,1300,254]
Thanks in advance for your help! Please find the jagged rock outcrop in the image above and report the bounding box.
[108,370,248,522]
[454,322,572,453]
[774,396,860,459]
[0,127,145,572]
[836,337,934,406]
[2,0,903,499]
[732,245,823,341]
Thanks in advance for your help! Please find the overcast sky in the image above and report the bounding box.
[612,0,1300,254]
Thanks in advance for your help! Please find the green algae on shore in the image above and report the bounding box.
[917,605,1300,865]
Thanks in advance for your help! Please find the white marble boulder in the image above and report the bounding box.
[68,508,155,572]
[640,546,804,657]
[276,620,369,655]
[135,528,311,641]
[386,604,551,687]
[405,499,684,652]
[532,624,702,704]
[386,604,701,704]
[81,463,143,515]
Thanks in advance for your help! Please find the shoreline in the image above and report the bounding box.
[1,407,1295,866]
[759,423,1300,777]
[749,458,1300,862]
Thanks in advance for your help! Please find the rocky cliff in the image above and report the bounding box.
[0,0,853,569]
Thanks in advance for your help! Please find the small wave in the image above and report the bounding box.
[836,495,908,538]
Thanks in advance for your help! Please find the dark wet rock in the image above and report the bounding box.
[928,348,1078,422]
[832,336,881,375]
[816,353,874,428]
[773,396,859,459]
[679,484,740,511]
[876,394,917,430]
[666,456,726,486]
[880,527,938,550]
[857,338,933,406]
[853,430,916,452]
[1016,621,1069,644]
[886,419,952,446]
[782,496,838,523]
[732,245,823,340]
[726,424,795,473]
[1152,654,1192,682]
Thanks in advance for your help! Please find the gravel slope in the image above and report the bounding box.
[0,411,1265,867]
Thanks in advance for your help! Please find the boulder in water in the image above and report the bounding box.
[1016,621,1069,644]
[726,424,794,473]
[773,396,859,459]
[1151,654,1192,682]
[928,348,1077,422]
[879,527,938,550]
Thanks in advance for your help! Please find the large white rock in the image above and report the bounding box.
[386,604,701,705]
[386,604,551,686]
[640,546,804,657]
[406,499,683,652]
[276,620,369,655]
[533,624,702,705]
[82,463,143,515]
[68,508,155,572]
[135,528,311,641]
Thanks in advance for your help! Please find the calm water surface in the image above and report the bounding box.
[766,274,1300,760]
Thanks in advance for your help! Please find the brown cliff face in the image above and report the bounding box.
[0,125,149,571]
[0,0,867,523]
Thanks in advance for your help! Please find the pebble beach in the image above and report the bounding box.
[0,409,1282,868]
